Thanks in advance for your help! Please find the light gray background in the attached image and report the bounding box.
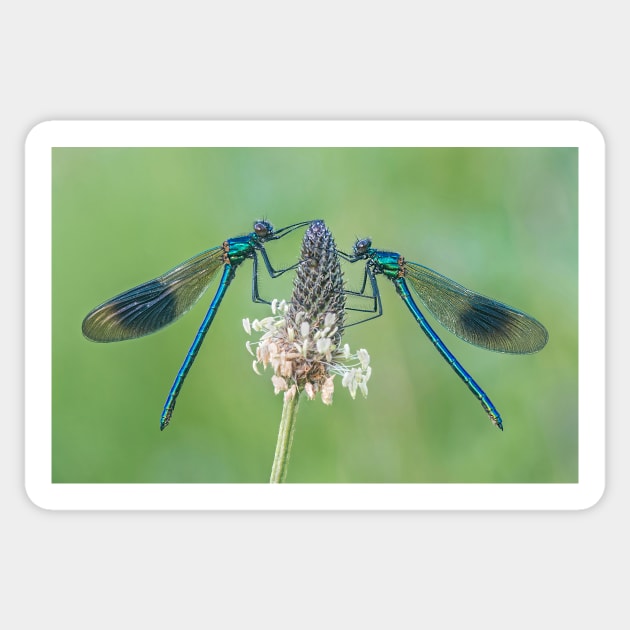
[8,1,622,627]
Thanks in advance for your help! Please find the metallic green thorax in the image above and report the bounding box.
[369,249,404,279]
[224,234,259,265]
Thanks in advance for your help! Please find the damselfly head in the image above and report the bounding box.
[353,238,372,257]
[253,220,274,239]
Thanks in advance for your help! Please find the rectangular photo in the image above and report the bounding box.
[25,121,603,509]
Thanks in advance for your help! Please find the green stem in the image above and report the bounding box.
[270,391,301,483]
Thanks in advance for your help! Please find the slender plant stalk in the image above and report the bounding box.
[270,392,301,483]
[246,221,370,482]
[263,220,350,482]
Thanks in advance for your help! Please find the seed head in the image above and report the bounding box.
[286,220,346,346]
[243,221,371,403]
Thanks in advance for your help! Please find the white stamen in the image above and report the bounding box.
[357,348,370,370]
[244,299,372,404]
[284,384,297,402]
[316,337,332,355]
[272,375,288,394]
[321,377,335,405]
[304,382,315,399]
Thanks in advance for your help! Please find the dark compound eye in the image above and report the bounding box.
[253,221,273,238]
[354,238,372,256]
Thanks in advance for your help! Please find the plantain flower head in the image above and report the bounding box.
[243,220,371,404]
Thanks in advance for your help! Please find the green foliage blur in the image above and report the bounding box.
[52,147,577,483]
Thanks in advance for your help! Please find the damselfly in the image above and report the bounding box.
[83,220,314,429]
[341,238,548,430]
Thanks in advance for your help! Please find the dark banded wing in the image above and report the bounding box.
[82,246,226,342]
[403,261,548,354]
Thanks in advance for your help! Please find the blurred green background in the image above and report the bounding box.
[52,147,577,483]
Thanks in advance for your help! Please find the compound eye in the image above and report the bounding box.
[254,221,272,237]
[354,238,372,256]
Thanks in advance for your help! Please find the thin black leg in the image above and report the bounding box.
[251,251,271,304]
[344,265,383,327]
[258,245,301,278]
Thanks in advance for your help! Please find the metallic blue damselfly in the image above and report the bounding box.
[341,238,548,430]
[82,220,314,429]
